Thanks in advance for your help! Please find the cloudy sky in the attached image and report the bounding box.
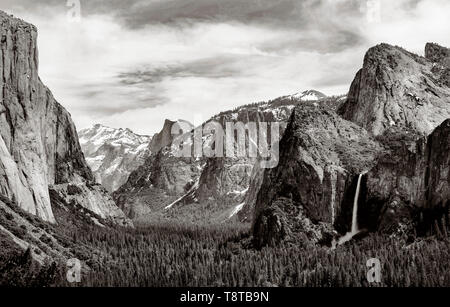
[2,0,450,134]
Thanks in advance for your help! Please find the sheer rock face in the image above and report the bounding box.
[339,43,450,136]
[193,106,291,207]
[424,119,450,209]
[237,96,348,223]
[79,124,151,192]
[113,119,197,221]
[148,119,179,154]
[252,105,382,247]
[359,119,450,235]
[0,11,131,226]
[253,44,450,247]
[338,43,450,235]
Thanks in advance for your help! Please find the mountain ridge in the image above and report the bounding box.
[290,89,327,101]
[79,124,151,192]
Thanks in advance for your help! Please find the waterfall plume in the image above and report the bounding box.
[332,172,366,248]
[351,173,364,234]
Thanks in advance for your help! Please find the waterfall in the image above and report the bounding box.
[330,171,337,225]
[332,172,366,249]
[351,173,363,234]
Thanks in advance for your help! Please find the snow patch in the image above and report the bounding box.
[164,180,199,210]
[228,202,245,219]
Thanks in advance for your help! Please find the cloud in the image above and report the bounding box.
[3,0,359,29]
[1,0,449,134]
[118,56,245,86]
[362,0,450,54]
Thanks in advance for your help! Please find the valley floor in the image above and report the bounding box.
[1,208,449,287]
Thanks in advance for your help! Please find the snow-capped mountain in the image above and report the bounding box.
[113,94,301,224]
[79,124,152,192]
[112,91,349,225]
[290,90,327,101]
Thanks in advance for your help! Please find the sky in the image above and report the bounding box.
[1,0,450,135]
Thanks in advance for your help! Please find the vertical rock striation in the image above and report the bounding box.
[339,43,450,136]
[0,11,131,226]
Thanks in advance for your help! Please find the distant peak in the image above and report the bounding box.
[89,123,115,132]
[160,119,194,132]
[81,124,149,138]
[363,43,399,61]
[302,89,326,96]
[164,119,176,125]
[291,89,327,101]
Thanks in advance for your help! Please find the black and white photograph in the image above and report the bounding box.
[0,0,449,296]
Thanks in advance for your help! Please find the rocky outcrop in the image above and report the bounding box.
[114,145,202,221]
[79,124,151,192]
[149,119,182,153]
[252,104,382,247]
[0,11,130,226]
[336,43,450,236]
[238,95,349,222]
[113,117,201,221]
[425,43,450,87]
[253,43,450,247]
[50,182,132,226]
[114,119,198,221]
[425,43,450,65]
[358,119,450,235]
[339,43,450,136]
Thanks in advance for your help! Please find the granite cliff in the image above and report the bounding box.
[0,11,131,226]
[253,43,450,247]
